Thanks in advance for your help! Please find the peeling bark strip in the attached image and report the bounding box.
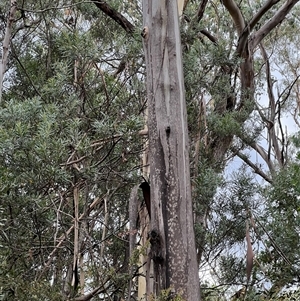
[142,1,200,300]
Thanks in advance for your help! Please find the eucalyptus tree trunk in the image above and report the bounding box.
[0,0,17,103]
[142,1,200,300]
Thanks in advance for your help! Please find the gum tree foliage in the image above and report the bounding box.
[0,0,300,300]
[0,1,145,300]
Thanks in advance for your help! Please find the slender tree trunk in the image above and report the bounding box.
[0,0,17,103]
[142,1,200,300]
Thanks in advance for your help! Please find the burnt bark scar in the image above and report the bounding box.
[149,229,164,264]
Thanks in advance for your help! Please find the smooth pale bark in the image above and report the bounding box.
[142,1,200,300]
[0,0,17,103]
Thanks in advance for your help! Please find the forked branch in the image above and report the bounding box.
[251,0,300,49]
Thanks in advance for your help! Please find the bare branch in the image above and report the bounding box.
[293,93,300,127]
[222,0,245,36]
[248,141,275,174]
[260,43,284,167]
[277,75,300,106]
[249,0,281,31]
[251,0,300,49]
[200,29,218,44]
[233,147,273,183]
[277,101,286,165]
[74,280,112,301]
[237,0,281,54]
[253,213,292,266]
[197,0,209,22]
[38,196,104,278]
[91,0,134,34]
[11,44,43,98]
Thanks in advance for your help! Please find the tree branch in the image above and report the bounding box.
[92,0,134,34]
[38,196,104,278]
[260,43,284,167]
[277,74,300,107]
[233,147,273,183]
[249,0,281,31]
[222,0,245,35]
[251,0,300,49]
[200,29,218,44]
[237,0,281,54]
[248,141,275,174]
[197,0,209,22]
[74,279,112,301]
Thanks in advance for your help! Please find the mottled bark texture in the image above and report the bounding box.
[0,0,17,103]
[142,1,200,300]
